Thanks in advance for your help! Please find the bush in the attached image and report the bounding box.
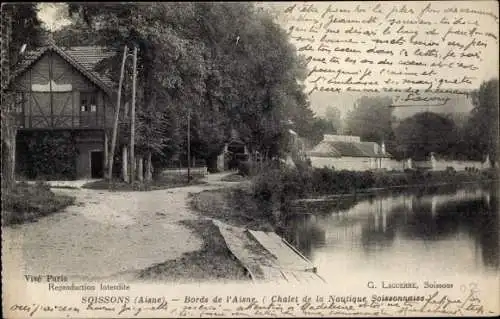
[16,131,79,180]
[2,182,75,225]
[252,168,283,203]
[208,167,220,174]
[237,160,251,176]
[445,166,456,175]
[82,174,206,191]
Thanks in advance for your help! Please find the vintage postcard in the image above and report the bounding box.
[1,1,499,317]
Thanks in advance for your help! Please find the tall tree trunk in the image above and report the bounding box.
[1,11,15,190]
[137,156,144,182]
[1,93,16,190]
[1,124,16,190]
[122,145,129,183]
[129,46,138,183]
[145,151,152,182]
[103,131,109,172]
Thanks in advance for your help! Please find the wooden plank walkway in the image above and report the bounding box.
[248,230,315,272]
[212,219,325,284]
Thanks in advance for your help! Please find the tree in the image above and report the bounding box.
[394,112,457,161]
[344,96,393,143]
[324,105,341,133]
[64,3,315,171]
[464,78,499,165]
[442,112,470,160]
[1,4,43,190]
[307,118,335,146]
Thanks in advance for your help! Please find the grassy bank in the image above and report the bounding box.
[189,186,276,231]
[82,174,206,191]
[2,182,75,226]
[137,219,249,282]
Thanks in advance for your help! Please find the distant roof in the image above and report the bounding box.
[308,141,391,158]
[10,44,116,95]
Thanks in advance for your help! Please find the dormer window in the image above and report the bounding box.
[80,92,97,112]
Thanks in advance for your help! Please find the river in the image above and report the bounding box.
[284,182,499,283]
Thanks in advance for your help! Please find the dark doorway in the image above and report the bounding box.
[90,151,104,178]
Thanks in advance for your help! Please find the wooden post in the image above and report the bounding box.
[122,145,129,183]
[145,151,152,182]
[129,46,137,183]
[108,45,128,182]
[137,157,144,182]
[48,51,54,127]
[104,131,108,170]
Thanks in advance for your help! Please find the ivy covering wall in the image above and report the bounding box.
[16,131,79,180]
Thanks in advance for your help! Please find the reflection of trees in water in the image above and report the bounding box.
[376,184,499,270]
[360,208,396,253]
[477,183,499,270]
[281,214,326,259]
[286,183,498,269]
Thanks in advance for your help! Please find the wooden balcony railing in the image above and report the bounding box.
[17,114,108,129]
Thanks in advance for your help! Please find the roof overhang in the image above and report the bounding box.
[9,43,115,96]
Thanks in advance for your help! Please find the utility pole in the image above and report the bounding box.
[187,108,191,183]
[108,45,128,183]
[129,46,137,183]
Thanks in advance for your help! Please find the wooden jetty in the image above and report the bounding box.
[212,219,325,284]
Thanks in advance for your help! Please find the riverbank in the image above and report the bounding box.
[138,219,249,282]
[189,167,499,233]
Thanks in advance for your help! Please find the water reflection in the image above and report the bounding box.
[284,183,499,274]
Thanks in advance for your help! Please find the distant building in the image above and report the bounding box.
[285,128,308,166]
[216,129,249,171]
[307,134,398,171]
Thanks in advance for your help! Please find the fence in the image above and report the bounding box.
[160,159,208,177]
[161,166,208,176]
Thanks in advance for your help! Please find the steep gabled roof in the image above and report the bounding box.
[308,141,342,158]
[10,43,116,95]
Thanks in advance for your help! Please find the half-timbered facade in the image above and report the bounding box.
[8,43,117,179]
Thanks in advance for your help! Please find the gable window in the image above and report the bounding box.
[80,92,97,112]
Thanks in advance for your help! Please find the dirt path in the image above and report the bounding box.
[2,173,240,281]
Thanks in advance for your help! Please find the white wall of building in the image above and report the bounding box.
[323,134,361,142]
[380,158,407,171]
[431,159,485,171]
[310,156,376,171]
[310,156,409,171]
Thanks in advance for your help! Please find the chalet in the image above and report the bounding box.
[7,42,117,179]
[307,134,398,171]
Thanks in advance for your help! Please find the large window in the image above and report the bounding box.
[80,92,97,112]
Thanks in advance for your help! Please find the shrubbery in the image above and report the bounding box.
[2,182,75,225]
[249,164,498,214]
[82,173,206,191]
[16,131,79,180]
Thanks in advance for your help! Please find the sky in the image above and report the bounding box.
[36,3,72,32]
[257,1,499,118]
